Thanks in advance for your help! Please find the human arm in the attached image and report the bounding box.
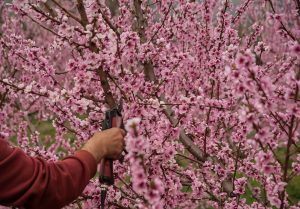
[0,128,125,209]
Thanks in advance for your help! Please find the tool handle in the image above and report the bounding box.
[99,114,124,185]
[99,159,114,185]
[99,116,117,185]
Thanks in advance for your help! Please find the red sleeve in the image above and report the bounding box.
[0,139,97,209]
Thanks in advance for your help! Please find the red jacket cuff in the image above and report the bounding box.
[74,150,97,178]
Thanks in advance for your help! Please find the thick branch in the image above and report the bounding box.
[133,0,156,82]
[105,0,119,17]
[133,0,205,161]
[89,43,116,108]
[76,0,89,26]
[96,68,116,108]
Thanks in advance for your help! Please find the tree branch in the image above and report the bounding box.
[50,0,82,24]
[76,0,89,26]
[133,0,205,162]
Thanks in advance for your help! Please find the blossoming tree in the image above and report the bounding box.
[0,0,300,208]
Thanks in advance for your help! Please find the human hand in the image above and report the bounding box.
[81,128,126,163]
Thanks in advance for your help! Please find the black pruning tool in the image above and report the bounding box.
[99,99,124,209]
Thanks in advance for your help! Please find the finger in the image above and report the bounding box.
[120,129,126,137]
[116,150,123,160]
